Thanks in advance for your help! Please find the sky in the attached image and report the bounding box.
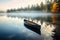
[0,0,46,11]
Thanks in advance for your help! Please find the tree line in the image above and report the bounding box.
[6,0,54,13]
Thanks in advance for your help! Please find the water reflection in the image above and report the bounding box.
[0,15,55,40]
[6,12,52,19]
[0,16,42,40]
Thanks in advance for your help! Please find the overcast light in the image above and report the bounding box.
[0,0,45,11]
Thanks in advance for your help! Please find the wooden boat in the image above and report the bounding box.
[24,19,41,35]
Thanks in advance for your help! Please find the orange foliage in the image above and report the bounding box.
[51,2,60,23]
[51,2,59,13]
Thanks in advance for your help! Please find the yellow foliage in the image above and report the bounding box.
[51,2,59,13]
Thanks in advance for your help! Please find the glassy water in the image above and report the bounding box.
[0,11,55,40]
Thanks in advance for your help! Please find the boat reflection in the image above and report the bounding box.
[24,19,41,35]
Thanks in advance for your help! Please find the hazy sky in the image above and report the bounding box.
[0,0,45,11]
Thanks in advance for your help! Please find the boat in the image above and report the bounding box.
[24,19,41,35]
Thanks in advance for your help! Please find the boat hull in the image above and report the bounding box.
[24,19,41,35]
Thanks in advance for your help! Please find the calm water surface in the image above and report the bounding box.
[0,11,55,40]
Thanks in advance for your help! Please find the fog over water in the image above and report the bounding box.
[0,11,55,40]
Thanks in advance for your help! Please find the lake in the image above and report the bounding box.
[0,11,55,40]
